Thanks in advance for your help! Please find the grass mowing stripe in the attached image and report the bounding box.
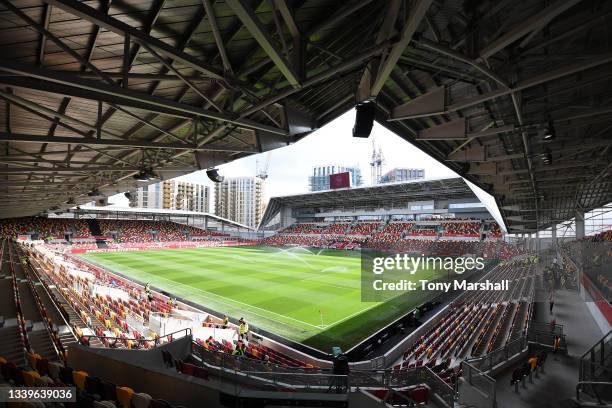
[86,255,323,329]
[80,246,444,350]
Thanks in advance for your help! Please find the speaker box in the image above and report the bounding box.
[206,168,224,183]
[353,102,376,138]
[96,197,108,206]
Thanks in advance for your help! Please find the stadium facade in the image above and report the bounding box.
[261,177,492,230]
[0,1,611,407]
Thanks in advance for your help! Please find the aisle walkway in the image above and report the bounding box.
[494,289,606,408]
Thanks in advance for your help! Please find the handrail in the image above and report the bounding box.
[462,361,496,383]
[81,327,192,348]
[460,361,496,408]
[576,381,612,405]
[581,329,612,361]
[190,340,455,405]
[465,334,527,371]
[17,244,75,361]
[25,253,78,340]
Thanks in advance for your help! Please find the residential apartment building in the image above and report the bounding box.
[129,180,209,213]
[214,177,265,228]
[308,165,363,191]
[379,168,425,184]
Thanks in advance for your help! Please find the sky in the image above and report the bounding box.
[105,109,459,207]
[92,107,612,235]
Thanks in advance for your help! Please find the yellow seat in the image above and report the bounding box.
[25,352,40,370]
[0,356,7,364]
[116,386,134,408]
[72,370,88,390]
[22,370,40,387]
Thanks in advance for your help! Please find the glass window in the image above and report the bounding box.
[449,202,485,209]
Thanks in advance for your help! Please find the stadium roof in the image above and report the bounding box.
[62,206,254,230]
[0,1,611,233]
[259,177,477,227]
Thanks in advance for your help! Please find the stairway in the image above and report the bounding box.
[28,329,59,361]
[0,278,17,324]
[0,326,27,367]
[86,219,108,248]
[86,218,102,236]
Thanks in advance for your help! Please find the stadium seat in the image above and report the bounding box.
[73,370,89,390]
[116,386,135,408]
[132,393,153,408]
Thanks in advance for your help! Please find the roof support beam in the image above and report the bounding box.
[0,89,114,138]
[226,0,300,87]
[0,61,287,135]
[37,4,52,66]
[479,0,583,60]
[357,0,401,101]
[138,41,224,112]
[41,0,225,80]
[390,53,612,120]
[0,166,197,173]
[0,133,255,153]
[370,0,433,97]
[272,0,304,82]
[203,0,232,74]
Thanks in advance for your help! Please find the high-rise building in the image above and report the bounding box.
[129,182,162,209]
[379,168,425,184]
[309,165,363,191]
[214,177,265,228]
[129,180,209,212]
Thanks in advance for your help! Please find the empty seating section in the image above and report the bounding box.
[266,220,521,258]
[0,218,89,240]
[0,239,68,375]
[97,220,218,243]
[4,240,315,371]
[0,217,227,244]
[442,221,481,237]
[348,222,380,235]
[194,337,314,369]
[322,222,350,234]
[38,259,170,349]
[280,223,321,233]
[0,350,183,408]
[398,261,536,379]
[262,234,334,247]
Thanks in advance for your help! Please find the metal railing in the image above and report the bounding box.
[580,329,612,382]
[81,328,192,349]
[529,321,564,336]
[190,342,455,406]
[191,341,327,374]
[460,361,497,408]
[576,381,612,405]
[466,336,527,372]
[528,329,567,352]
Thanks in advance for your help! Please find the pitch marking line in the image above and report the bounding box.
[102,262,324,330]
[87,254,377,334]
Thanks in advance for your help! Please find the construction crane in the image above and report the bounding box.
[370,139,384,185]
[256,152,272,180]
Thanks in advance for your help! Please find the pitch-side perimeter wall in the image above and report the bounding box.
[69,240,257,254]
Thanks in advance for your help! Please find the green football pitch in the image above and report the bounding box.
[79,246,444,351]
